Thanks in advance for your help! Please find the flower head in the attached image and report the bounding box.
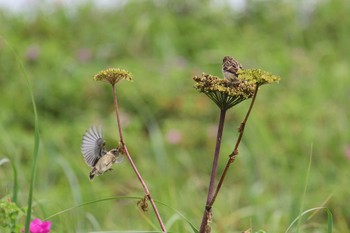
[94,68,133,86]
[237,68,280,86]
[193,73,256,110]
[193,68,280,110]
[29,219,51,233]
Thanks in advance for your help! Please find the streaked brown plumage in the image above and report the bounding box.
[81,126,123,180]
[222,56,243,83]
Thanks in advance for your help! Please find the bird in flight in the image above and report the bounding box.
[81,126,123,180]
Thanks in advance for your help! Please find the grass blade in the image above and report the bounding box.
[45,196,140,220]
[154,200,199,233]
[10,159,19,204]
[297,144,313,233]
[4,37,41,233]
[0,122,19,204]
[285,145,333,233]
[285,207,333,233]
[45,196,199,233]
[24,69,40,233]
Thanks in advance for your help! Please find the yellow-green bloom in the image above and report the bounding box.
[193,69,279,110]
[237,69,280,86]
[193,73,255,110]
[94,68,133,86]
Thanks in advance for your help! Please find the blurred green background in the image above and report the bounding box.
[0,0,349,232]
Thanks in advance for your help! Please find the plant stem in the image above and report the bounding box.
[112,84,125,144]
[199,109,226,233]
[209,85,259,208]
[112,85,167,232]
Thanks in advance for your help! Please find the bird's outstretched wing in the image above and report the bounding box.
[81,126,106,167]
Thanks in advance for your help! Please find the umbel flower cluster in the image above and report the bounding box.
[193,68,280,110]
[94,68,133,86]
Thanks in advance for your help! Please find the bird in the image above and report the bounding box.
[222,56,243,83]
[81,126,123,180]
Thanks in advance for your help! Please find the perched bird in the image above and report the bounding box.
[222,56,243,83]
[81,126,123,180]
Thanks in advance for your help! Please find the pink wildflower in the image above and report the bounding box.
[29,219,51,233]
[166,129,182,144]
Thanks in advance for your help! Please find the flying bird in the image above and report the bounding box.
[81,126,123,180]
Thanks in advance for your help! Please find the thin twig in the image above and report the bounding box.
[209,84,259,208]
[199,109,227,233]
[112,85,167,232]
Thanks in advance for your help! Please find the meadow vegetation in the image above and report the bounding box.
[0,0,349,232]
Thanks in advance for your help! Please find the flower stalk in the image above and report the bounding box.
[209,84,259,208]
[113,85,166,231]
[194,62,280,232]
[199,109,226,233]
[96,68,167,232]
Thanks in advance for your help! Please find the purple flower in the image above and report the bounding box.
[29,219,51,233]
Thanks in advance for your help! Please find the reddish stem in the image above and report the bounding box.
[112,84,167,232]
[199,85,259,232]
[199,109,226,233]
[210,85,259,208]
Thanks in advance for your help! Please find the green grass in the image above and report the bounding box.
[1,38,41,233]
[0,0,349,232]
